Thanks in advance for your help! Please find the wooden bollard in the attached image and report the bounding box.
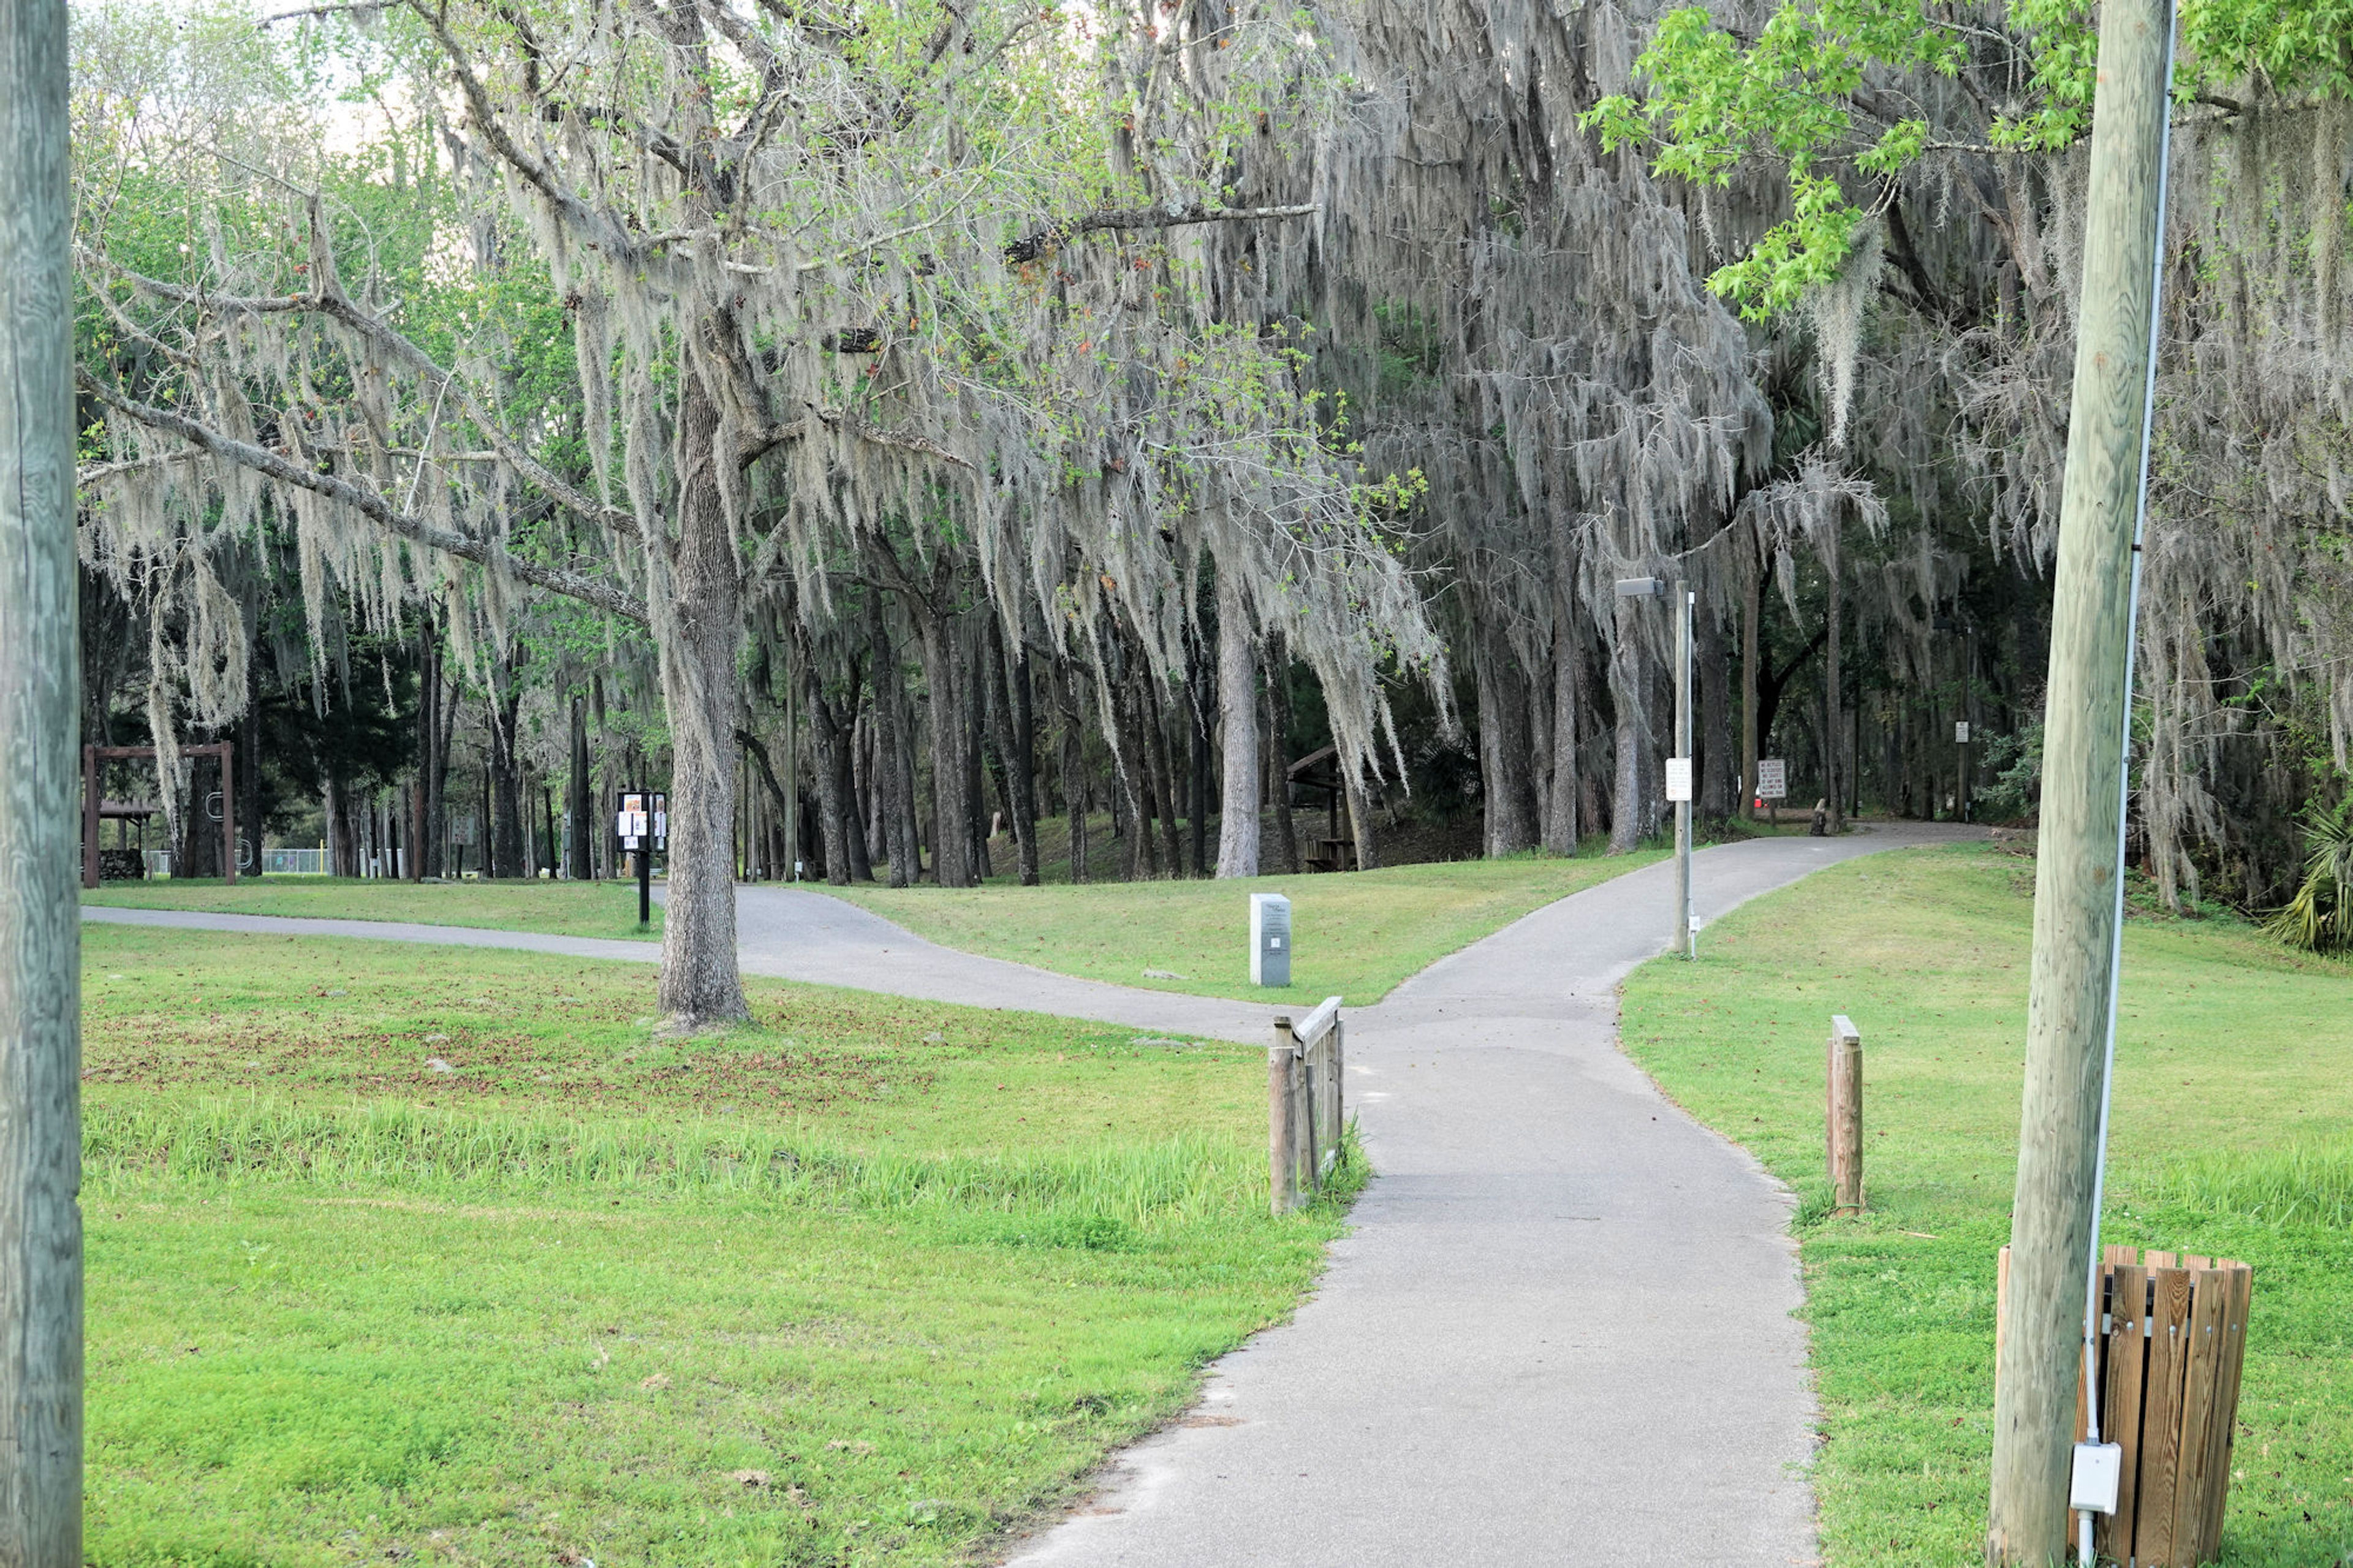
[1269,1017,1299,1216]
[1827,1014,1863,1213]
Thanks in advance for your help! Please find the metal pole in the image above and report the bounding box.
[1675,589,1693,958]
[638,808,653,929]
[0,0,84,1553]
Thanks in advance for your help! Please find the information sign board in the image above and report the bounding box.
[1664,757,1693,803]
[1755,758,1788,800]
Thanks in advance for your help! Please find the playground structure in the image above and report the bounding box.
[81,743,235,888]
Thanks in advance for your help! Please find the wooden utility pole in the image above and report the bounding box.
[1988,0,2173,1558]
[0,0,83,1559]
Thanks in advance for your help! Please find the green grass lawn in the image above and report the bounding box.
[81,874,662,941]
[81,925,1353,1566]
[1619,844,2353,1566]
[822,843,1672,1006]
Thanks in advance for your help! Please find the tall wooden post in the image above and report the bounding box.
[1827,1017,1863,1214]
[1268,1018,1298,1216]
[0,1,84,1557]
[1988,0,2173,1559]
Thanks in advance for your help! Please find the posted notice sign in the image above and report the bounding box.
[1955,721,1972,744]
[1664,756,1693,803]
[1756,758,1788,800]
[615,791,669,850]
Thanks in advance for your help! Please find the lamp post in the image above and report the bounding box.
[1616,576,1694,958]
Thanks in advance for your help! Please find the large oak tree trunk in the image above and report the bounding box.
[1608,596,1644,854]
[803,670,855,887]
[1142,669,1183,876]
[1741,539,1762,820]
[865,602,915,887]
[1699,599,1733,825]
[1476,623,1537,856]
[488,662,525,878]
[651,375,749,1029]
[922,618,979,887]
[567,694,594,879]
[1059,661,1089,884]
[980,615,1039,885]
[1214,577,1259,877]
[1263,632,1298,873]
[1544,518,1580,855]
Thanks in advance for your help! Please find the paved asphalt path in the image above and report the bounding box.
[85,822,1977,1565]
[1002,822,1978,1568]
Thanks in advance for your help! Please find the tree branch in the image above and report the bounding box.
[94,250,644,540]
[1006,203,1319,263]
[78,370,650,626]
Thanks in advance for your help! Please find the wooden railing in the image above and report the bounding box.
[1269,996,1346,1215]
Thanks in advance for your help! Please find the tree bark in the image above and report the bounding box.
[488,660,525,878]
[864,600,916,887]
[1263,632,1299,873]
[1699,596,1734,825]
[567,694,594,879]
[803,669,855,887]
[1344,766,1379,871]
[1214,576,1260,877]
[1609,595,1645,854]
[0,6,83,1548]
[1545,520,1581,854]
[1098,625,1155,880]
[1478,621,1538,856]
[982,615,1040,885]
[891,553,979,888]
[1059,659,1090,884]
[1741,538,1762,820]
[651,372,749,1028]
[1141,667,1184,876]
[1186,625,1211,878]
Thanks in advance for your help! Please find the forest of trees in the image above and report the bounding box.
[70,0,2353,1020]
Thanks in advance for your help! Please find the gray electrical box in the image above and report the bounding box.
[1251,893,1292,987]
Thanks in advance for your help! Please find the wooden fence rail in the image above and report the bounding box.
[1269,996,1345,1215]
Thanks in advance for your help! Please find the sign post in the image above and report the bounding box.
[615,790,667,929]
[1756,757,1788,826]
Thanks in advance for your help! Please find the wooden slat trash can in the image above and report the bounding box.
[1996,1245,2253,1566]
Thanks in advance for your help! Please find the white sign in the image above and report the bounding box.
[1664,756,1693,803]
[1250,892,1292,988]
[1756,758,1788,800]
[1955,721,1971,744]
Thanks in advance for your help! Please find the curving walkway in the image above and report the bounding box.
[84,822,1980,1565]
[1001,822,1979,1568]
